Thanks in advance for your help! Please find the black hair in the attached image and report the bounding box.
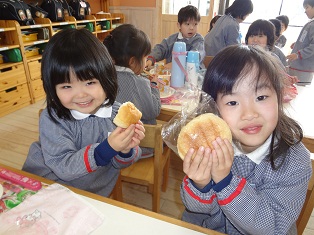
[42,28,117,122]
[178,5,201,24]
[202,45,303,170]
[245,19,275,51]
[269,19,281,39]
[225,0,253,20]
[304,0,314,7]
[103,24,151,75]
[209,15,222,31]
[276,15,289,29]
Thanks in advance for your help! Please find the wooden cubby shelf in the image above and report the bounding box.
[0,13,124,116]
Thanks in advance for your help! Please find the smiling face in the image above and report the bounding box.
[216,66,278,153]
[247,34,268,48]
[304,4,314,19]
[56,71,107,115]
[178,19,199,38]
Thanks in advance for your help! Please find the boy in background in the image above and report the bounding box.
[146,5,205,69]
[275,15,289,48]
[287,0,314,85]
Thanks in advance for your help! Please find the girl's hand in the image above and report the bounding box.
[210,138,234,183]
[290,42,295,49]
[183,146,212,189]
[286,53,298,62]
[164,62,172,70]
[108,121,145,153]
[145,60,153,70]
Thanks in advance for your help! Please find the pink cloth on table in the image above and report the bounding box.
[160,88,186,105]
[0,183,104,234]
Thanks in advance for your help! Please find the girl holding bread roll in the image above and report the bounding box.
[180,45,312,234]
[22,28,145,197]
[104,24,161,158]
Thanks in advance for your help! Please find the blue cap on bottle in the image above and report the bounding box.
[172,41,186,53]
[187,51,199,63]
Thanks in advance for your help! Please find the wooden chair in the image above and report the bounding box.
[203,56,214,68]
[297,159,314,234]
[116,123,171,213]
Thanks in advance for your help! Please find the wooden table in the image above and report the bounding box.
[158,84,314,153]
[0,163,224,235]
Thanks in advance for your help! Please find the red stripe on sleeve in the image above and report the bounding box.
[218,178,246,206]
[183,175,216,204]
[84,145,93,172]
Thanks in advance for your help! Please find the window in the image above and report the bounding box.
[162,0,211,16]
[236,0,310,54]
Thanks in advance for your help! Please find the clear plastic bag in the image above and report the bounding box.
[161,88,218,156]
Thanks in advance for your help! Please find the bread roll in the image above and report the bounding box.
[113,102,142,128]
[177,113,232,160]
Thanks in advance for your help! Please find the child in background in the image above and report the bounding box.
[204,0,253,56]
[104,24,161,158]
[245,19,287,66]
[22,28,145,197]
[180,45,311,234]
[275,15,289,48]
[287,0,314,85]
[208,15,222,32]
[269,18,281,42]
[146,5,205,69]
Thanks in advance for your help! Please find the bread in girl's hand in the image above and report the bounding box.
[177,113,232,160]
[113,102,142,128]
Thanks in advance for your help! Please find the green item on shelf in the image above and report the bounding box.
[85,23,94,32]
[3,49,23,62]
[105,21,110,30]
[100,21,110,30]
[64,24,75,29]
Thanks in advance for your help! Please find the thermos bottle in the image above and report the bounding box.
[186,51,200,86]
[170,42,187,88]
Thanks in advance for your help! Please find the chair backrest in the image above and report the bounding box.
[297,159,314,234]
[140,123,162,149]
[117,123,171,212]
[203,56,214,68]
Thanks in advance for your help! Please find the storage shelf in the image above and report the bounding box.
[0,13,124,115]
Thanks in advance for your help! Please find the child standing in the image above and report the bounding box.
[146,5,205,68]
[204,0,253,56]
[22,28,145,197]
[275,15,289,48]
[104,24,161,158]
[287,0,314,85]
[180,45,312,234]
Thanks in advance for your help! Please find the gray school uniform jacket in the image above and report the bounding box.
[115,66,161,125]
[115,66,161,158]
[275,34,287,48]
[290,20,314,74]
[23,103,142,197]
[148,32,205,64]
[204,14,241,56]
[181,139,312,235]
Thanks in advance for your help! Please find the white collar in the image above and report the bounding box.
[178,32,184,39]
[177,32,196,40]
[70,104,112,120]
[233,135,272,164]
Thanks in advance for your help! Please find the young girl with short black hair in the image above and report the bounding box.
[180,45,312,234]
[104,24,161,158]
[23,28,145,197]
